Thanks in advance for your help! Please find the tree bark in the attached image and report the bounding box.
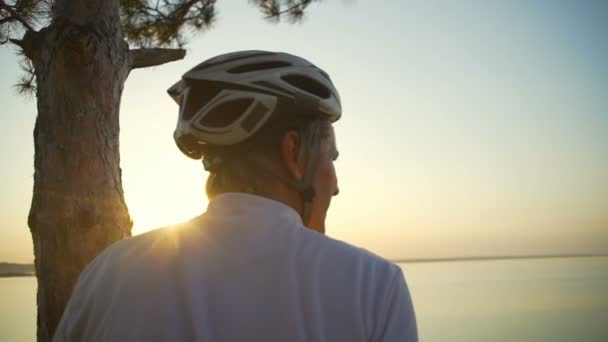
[25,1,133,340]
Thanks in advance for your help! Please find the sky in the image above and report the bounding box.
[1,0,607,263]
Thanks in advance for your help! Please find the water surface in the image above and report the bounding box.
[1,257,607,341]
[401,256,608,342]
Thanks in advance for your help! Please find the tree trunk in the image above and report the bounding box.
[23,1,132,340]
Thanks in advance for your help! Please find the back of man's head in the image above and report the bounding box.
[167,50,342,228]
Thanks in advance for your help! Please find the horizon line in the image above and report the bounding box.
[393,253,608,264]
[2,253,608,267]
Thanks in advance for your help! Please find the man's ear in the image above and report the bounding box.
[281,130,304,180]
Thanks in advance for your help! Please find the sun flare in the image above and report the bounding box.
[125,171,209,235]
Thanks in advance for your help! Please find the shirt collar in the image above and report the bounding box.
[205,192,303,226]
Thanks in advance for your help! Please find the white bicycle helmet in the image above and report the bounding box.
[167,50,342,159]
[167,51,342,227]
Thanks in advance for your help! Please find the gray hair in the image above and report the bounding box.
[204,119,331,199]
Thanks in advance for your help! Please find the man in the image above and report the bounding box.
[54,51,418,341]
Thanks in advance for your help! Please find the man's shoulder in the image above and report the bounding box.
[296,226,401,277]
[294,228,406,314]
[84,217,203,277]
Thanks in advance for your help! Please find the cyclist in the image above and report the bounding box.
[54,51,417,342]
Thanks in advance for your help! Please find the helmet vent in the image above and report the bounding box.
[200,98,253,128]
[281,74,330,99]
[192,52,275,73]
[318,69,331,81]
[253,80,295,96]
[241,102,268,133]
[228,61,291,74]
[183,84,221,121]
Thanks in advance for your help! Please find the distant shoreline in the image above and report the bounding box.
[0,262,35,278]
[0,272,35,278]
[1,254,607,277]
[393,254,608,264]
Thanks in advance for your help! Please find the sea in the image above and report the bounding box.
[1,256,607,341]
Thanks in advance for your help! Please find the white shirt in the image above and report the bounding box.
[54,193,417,341]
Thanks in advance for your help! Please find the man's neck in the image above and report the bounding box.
[264,185,325,234]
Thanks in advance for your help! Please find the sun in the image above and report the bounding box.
[125,171,209,236]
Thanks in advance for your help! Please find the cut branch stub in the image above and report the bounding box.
[129,47,187,70]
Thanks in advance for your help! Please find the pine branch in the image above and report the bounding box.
[252,0,316,23]
[129,47,186,69]
[271,1,308,16]
[0,16,13,25]
[14,54,36,97]
[0,0,35,31]
[121,0,216,48]
[7,37,23,46]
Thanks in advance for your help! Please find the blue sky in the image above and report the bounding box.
[1,1,607,262]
